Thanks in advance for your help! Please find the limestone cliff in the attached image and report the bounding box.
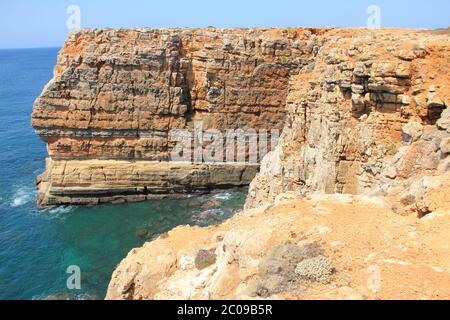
[245,28,449,209]
[33,28,319,205]
[105,28,450,300]
[32,27,449,206]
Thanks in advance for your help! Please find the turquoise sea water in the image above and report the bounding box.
[0,48,246,300]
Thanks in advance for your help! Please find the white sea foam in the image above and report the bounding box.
[48,206,75,215]
[213,192,232,201]
[37,205,75,221]
[10,187,34,208]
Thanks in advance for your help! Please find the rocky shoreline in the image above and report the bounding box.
[36,158,258,206]
[32,27,449,206]
[32,27,301,206]
[106,191,450,300]
[30,27,449,299]
[107,100,450,299]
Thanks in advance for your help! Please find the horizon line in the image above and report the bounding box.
[0,46,62,51]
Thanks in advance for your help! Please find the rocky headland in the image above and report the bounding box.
[32,27,450,299]
[32,28,298,205]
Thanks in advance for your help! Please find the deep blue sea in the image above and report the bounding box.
[0,48,245,300]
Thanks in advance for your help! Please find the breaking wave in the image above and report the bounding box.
[48,206,75,215]
[10,186,34,208]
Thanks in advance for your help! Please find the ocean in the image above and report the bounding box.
[0,48,246,300]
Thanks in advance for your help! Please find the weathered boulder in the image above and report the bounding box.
[437,107,450,132]
[402,121,424,142]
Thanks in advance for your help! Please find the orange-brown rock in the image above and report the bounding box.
[32,28,449,211]
[102,28,450,301]
[245,28,449,209]
[106,189,450,300]
[32,28,312,161]
[32,28,325,205]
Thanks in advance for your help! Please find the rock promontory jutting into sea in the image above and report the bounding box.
[32,27,450,299]
[32,28,299,206]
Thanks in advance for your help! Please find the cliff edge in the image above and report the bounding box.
[105,27,450,300]
[32,27,310,205]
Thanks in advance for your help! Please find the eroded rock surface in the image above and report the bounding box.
[245,28,449,209]
[104,27,450,301]
[32,28,326,205]
[32,27,449,206]
[106,192,450,300]
[36,159,258,205]
[32,28,304,161]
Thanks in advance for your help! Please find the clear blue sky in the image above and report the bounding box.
[1,0,449,49]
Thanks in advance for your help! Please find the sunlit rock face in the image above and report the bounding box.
[245,28,450,209]
[104,28,450,301]
[32,28,309,160]
[31,27,317,205]
[32,28,449,206]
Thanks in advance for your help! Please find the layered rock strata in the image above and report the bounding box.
[33,28,319,205]
[34,28,448,206]
[37,159,258,206]
[105,28,450,300]
[245,28,449,209]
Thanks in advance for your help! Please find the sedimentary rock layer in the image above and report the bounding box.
[37,159,258,206]
[32,28,314,160]
[32,28,323,205]
[245,28,450,208]
[37,159,259,205]
[32,28,449,206]
[105,27,450,300]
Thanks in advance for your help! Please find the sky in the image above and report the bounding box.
[0,0,449,49]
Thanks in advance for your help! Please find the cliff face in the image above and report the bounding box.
[105,28,450,300]
[245,28,450,209]
[31,27,450,298]
[33,28,312,160]
[106,116,450,300]
[32,28,322,205]
[32,28,449,206]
